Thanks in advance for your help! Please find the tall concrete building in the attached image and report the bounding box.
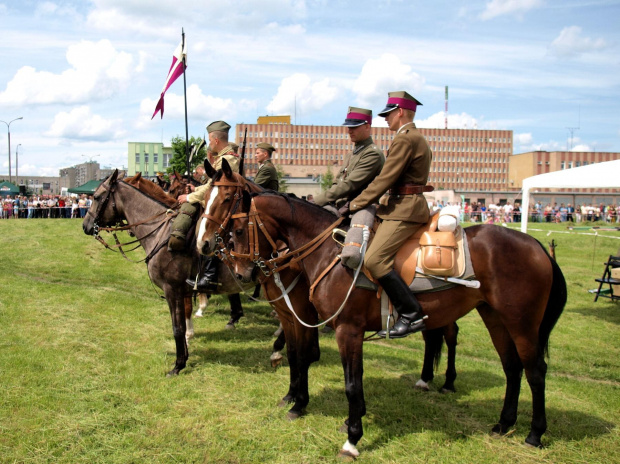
[128,142,174,177]
[236,116,513,193]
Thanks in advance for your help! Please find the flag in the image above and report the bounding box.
[151,40,187,119]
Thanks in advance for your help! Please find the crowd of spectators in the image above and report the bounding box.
[428,200,619,224]
[0,194,92,219]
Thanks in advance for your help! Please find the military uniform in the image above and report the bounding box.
[253,158,279,191]
[186,144,240,206]
[349,91,432,339]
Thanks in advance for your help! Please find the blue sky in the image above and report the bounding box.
[0,0,618,177]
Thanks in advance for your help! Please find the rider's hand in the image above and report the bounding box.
[338,203,350,217]
[178,194,188,204]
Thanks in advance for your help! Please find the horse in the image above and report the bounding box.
[197,165,567,458]
[81,169,255,376]
[197,163,463,415]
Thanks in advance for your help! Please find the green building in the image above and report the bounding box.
[128,142,173,177]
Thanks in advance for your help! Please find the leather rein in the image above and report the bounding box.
[89,178,178,263]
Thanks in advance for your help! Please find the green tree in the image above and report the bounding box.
[168,135,206,175]
[276,165,288,193]
[320,165,334,191]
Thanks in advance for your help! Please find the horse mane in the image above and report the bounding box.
[251,190,338,220]
[123,174,178,207]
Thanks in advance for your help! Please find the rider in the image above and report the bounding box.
[345,91,432,339]
[314,107,384,208]
[170,120,240,293]
[253,143,280,191]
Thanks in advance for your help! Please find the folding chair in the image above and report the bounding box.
[593,255,620,302]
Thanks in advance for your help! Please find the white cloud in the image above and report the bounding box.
[266,73,339,116]
[416,111,482,130]
[549,26,607,58]
[0,40,136,106]
[515,133,533,145]
[45,106,126,141]
[571,143,592,152]
[35,1,80,18]
[352,54,425,108]
[479,0,542,20]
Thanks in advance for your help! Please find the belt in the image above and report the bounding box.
[389,184,434,195]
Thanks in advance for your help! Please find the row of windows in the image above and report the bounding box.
[431,166,507,173]
[429,177,505,184]
[433,156,507,163]
[134,153,171,169]
[243,132,510,144]
[432,146,509,153]
[427,136,510,143]
[560,161,590,169]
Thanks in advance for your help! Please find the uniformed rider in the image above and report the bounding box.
[346,91,432,339]
[314,107,384,208]
[253,142,279,191]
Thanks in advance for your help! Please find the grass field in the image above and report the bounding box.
[0,219,619,463]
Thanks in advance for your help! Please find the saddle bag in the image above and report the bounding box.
[419,231,457,276]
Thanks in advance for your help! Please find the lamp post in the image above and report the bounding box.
[1,116,23,183]
[16,144,21,183]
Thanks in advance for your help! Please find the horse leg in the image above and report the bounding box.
[522,347,548,448]
[335,327,366,459]
[167,293,189,377]
[271,327,286,368]
[225,293,244,329]
[285,322,320,420]
[440,322,459,393]
[184,295,194,343]
[417,328,444,391]
[477,305,523,436]
[195,293,208,317]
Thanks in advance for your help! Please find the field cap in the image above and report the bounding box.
[256,142,276,155]
[229,142,239,152]
[207,120,231,133]
[378,91,423,116]
[343,107,372,127]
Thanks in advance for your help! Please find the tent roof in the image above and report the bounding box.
[520,159,620,232]
[67,179,103,194]
[0,181,20,195]
[522,159,620,190]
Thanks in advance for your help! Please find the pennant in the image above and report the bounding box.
[151,40,187,119]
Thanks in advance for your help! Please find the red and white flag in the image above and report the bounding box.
[151,40,187,119]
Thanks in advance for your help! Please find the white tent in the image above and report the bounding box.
[520,159,620,233]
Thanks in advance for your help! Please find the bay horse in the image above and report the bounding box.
[81,169,255,376]
[197,163,463,419]
[198,166,566,458]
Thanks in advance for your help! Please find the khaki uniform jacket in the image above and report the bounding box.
[187,145,240,206]
[350,123,431,222]
[314,137,384,207]
[253,159,279,191]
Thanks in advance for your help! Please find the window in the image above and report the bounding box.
[153,153,158,163]
[135,153,140,164]
[144,153,149,164]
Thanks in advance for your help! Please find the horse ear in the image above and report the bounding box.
[135,172,142,181]
[242,189,252,211]
[110,169,119,183]
[221,158,233,178]
[204,159,216,179]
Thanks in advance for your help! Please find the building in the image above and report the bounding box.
[128,142,174,177]
[235,116,513,195]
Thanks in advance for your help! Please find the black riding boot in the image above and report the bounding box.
[187,257,219,292]
[376,270,426,339]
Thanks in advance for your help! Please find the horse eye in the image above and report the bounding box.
[235,229,243,237]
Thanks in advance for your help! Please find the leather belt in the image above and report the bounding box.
[389,184,434,195]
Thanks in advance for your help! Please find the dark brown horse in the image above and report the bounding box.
[81,170,255,376]
[197,164,462,419]
[198,167,566,458]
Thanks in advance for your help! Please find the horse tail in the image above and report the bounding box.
[424,327,446,372]
[536,240,568,358]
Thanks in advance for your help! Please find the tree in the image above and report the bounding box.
[276,165,288,193]
[168,135,207,175]
[320,165,334,191]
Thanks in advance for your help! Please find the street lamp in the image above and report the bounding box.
[0,116,23,183]
[16,144,21,183]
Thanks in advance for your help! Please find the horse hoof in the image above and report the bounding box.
[277,398,292,408]
[286,410,304,421]
[337,450,356,461]
[525,433,544,449]
[166,369,179,377]
[225,323,236,330]
[271,358,283,368]
[414,379,430,391]
[440,387,456,394]
[195,311,203,318]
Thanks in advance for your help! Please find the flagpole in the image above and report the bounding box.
[181,28,190,178]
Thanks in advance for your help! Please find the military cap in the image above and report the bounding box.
[256,142,276,155]
[228,142,239,152]
[342,107,372,127]
[207,120,231,133]
[378,91,423,116]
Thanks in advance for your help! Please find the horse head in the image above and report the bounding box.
[82,169,121,235]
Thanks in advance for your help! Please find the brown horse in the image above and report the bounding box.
[197,166,567,458]
[82,170,255,376]
[197,163,462,418]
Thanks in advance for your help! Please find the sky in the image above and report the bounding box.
[0,0,618,177]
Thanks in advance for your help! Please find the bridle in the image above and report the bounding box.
[89,176,178,263]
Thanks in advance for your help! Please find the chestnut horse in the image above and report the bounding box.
[82,170,254,376]
[196,163,463,418]
[197,168,566,458]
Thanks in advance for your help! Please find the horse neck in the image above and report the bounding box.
[115,182,171,249]
[254,195,339,279]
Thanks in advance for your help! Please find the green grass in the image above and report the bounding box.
[0,219,619,463]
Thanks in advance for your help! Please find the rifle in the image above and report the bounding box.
[238,128,248,176]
